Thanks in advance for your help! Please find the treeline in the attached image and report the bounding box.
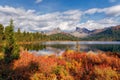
[0,24,79,44]
[0,22,49,43]
[49,33,79,41]
[15,29,48,42]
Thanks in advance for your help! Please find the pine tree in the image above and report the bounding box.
[0,24,4,42]
[4,19,20,63]
[17,28,21,34]
[16,28,21,41]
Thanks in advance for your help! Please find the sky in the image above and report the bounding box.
[0,0,120,32]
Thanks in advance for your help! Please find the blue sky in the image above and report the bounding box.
[0,0,120,31]
[0,0,119,12]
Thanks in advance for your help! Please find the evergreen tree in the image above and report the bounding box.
[17,28,21,34]
[4,19,20,63]
[0,24,4,42]
[16,28,21,41]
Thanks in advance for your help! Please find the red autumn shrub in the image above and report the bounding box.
[1,50,119,80]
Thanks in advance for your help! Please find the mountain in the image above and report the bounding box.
[44,27,105,38]
[43,25,120,41]
[82,25,120,41]
[70,27,91,38]
[45,27,62,35]
[44,27,92,38]
[75,27,91,33]
[112,25,120,30]
[91,28,106,34]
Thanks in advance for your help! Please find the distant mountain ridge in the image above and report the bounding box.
[70,27,91,38]
[82,25,120,41]
[75,27,91,33]
[44,27,105,38]
[42,25,120,41]
[45,27,61,35]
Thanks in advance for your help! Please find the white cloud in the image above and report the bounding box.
[0,6,82,32]
[0,5,120,32]
[38,10,82,31]
[77,18,119,30]
[35,0,43,3]
[103,5,120,16]
[84,8,100,14]
[85,5,120,17]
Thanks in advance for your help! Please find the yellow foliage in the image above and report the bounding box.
[66,50,74,53]
[94,67,119,80]
[0,52,4,60]
[65,50,75,55]
[31,73,57,80]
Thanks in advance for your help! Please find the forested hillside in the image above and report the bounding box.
[82,26,120,41]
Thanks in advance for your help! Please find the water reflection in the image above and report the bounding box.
[88,44,120,52]
[22,43,46,51]
[20,41,120,55]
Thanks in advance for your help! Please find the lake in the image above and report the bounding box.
[21,41,120,55]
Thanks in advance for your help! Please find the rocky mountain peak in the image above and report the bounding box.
[75,27,90,33]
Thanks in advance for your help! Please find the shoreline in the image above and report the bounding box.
[18,40,120,45]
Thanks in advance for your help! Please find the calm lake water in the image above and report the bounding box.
[21,41,120,55]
